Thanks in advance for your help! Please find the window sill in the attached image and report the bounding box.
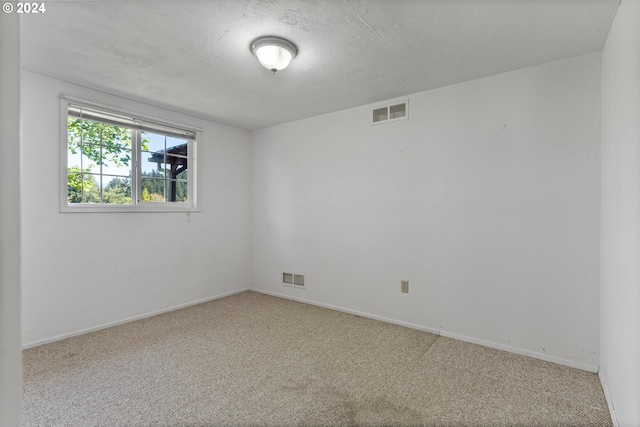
[60,204,201,213]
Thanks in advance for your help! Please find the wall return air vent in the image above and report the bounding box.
[283,272,305,288]
[372,100,408,124]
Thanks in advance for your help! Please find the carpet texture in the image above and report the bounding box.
[23,291,612,426]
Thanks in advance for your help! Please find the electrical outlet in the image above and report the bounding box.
[401,280,409,293]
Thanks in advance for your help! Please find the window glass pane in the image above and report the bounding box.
[141,178,165,203]
[141,151,167,176]
[67,119,81,145]
[142,132,165,153]
[67,169,83,203]
[80,148,98,173]
[164,154,188,179]
[78,120,102,145]
[68,170,99,204]
[101,144,131,167]
[68,149,82,170]
[169,180,188,202]
[176,169,188,181]
[100,124,132,148]
[101,176,132,205]
[101,149,132,177]
[80,174,100,204]
[166,137,187,151]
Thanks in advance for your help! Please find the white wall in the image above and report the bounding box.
[251,54,601,371]
[21,71,252,346]
[600,0,640,425]
[0,12,22,427]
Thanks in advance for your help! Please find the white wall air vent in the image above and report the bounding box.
[283,272,293,285]
[282,272,305,288]
[372,100,408,124]
[373,107,388,123]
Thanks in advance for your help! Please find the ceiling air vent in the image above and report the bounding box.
[372,100,408,125]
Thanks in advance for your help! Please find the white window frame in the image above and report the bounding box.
[59,96,202,213]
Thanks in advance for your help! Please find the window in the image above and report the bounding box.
[60,98,200,212]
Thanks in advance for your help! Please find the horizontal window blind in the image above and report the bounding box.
[68,105,196,141]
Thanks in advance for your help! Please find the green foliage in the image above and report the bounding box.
[174,178,188,202]
[67,117,132,167]
[102,177,132,205]
[68,117,134,205]
[141,169,165,202]
[67,172,132,205]
[67,166,85,195]
[141,187,152,202]
[67,116,185,205]
[67,168,99,203]
[141,133,150,151]
[140,170,188,203]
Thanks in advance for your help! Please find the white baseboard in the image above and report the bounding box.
[250,287,599,373]
[440,330,599,373]
[250,288,441,336]
[22,288,250,349]
[599,369,620,427]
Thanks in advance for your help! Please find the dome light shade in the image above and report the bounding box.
[251,36,297,73]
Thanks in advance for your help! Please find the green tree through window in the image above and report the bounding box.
[67,118,134,204]
[64,103,195,210]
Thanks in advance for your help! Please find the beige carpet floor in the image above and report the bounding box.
[22,291,611,426]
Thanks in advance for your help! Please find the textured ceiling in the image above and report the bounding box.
[21,0,619,130]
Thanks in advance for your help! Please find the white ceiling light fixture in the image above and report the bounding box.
[251,36,297,74]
